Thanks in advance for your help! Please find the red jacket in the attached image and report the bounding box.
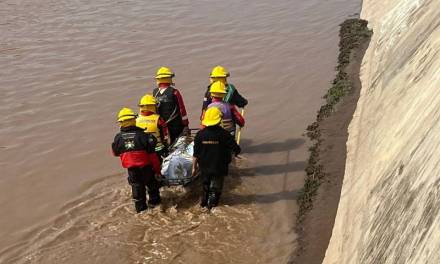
[112,126,161,174]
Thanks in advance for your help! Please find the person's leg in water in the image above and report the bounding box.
[128,168,148,213]
[143,166,162,207]
[201,171,211,208]
[207,173,225,209]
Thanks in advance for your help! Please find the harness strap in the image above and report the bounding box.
[154,87,179,124]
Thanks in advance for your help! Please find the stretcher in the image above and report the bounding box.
[160,129,199,186]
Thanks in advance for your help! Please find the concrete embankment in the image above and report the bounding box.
[324,0,440,263]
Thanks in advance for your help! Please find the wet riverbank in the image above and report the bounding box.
[291,19,372,264]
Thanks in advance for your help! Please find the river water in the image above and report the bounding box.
[0,0,359,263]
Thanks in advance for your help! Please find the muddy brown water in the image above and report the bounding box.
[0,0,360,263]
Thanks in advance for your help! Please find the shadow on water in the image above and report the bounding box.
[224,190,299,206]
[239,161,307,176]
[221,155,302,206]
[220,137,308,206]
[241,138,306,153]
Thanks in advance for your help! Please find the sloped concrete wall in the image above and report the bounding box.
[323,0,440,263]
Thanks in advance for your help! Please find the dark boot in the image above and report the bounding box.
[128,169,148,213]
[145,167,162,207]
[134,199,148,213]
[207,174,223,209]
[201,183,210,208]
[212,192,221,207]
[207,192,221,210]
[201,190,209,208]
[130,182,147,213]
[148,191,161,207]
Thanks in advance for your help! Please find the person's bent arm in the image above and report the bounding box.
[231,106,245,127]
[173,89,189,127]
[231,88,248,108]
[224,130,241,155]
[143,134,161,175]
[158,117,171,146]
[149,152,162,176]
[111,135,120,156]
[192,133,201,176]
[192,157,199,176]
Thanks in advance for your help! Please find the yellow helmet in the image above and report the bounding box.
[117,107,137,122]
[138,94,157,106]
[210,65,230,78]
[209,81,227,94]
[155,66,175,79]
[202,107,223,127]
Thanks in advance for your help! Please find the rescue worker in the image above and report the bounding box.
[136,94,170,159]
[112,107,162,213]
[153,67,189,144]
[203,81,245,136]
[192,107,241,209]
[201,65,248,115]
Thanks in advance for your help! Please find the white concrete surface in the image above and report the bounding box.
[324,0,440,263]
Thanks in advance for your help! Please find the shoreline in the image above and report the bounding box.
[290,19,372,264]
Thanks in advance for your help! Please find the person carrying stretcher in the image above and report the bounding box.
[202,81,245,136]
[112,108,162,213]
[201,65,248,114]
[192,107,241,209]
[136,94,170,159]
[153,67,190,144]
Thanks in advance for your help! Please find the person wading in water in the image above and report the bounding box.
[112,107,162,213]
[136,94,170,159]
[192,107,241,209]
[203,81,245,137]
[153,67,189,144]
[201,65,248,117]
